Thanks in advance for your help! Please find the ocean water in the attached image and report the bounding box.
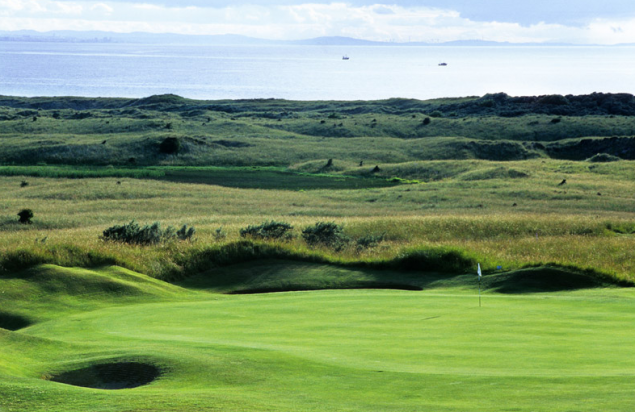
[1,41,634,100]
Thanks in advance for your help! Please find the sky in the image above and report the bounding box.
[1,0,635,44]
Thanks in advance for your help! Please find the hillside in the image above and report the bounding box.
[0,93,634,167]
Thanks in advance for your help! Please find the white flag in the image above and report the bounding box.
[477,263,482,279]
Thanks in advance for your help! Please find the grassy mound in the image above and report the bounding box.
[179,259,426,293]
[483,267,610,293]
[0,264,193,324]
[180,259,620,295]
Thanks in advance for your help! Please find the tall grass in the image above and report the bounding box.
[1,159,634,283]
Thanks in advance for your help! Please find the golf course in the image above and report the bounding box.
[2,93,635,411]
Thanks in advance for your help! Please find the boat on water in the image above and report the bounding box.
[342,56,350,60]
[438,62,448,66]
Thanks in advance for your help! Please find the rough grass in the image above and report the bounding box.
[1,97,635,166]
[1,156,635,283]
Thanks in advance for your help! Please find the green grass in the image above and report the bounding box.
[0,165,164,179]
[2,263,635,411]
[1,95,635,410]
[1,95,634,166]
[2,157,635,283]
[0,165,398,190]
[154,166,399,190]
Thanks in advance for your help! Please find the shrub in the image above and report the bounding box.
[537,94,570,106]
[176,225,196,241]
[429,110,443,118]
[587,153,621,163]
[422,117,431,125]
[101,220,181,245]
[214,227,227,241]
[240,220,294,240]
[302,222,350,251]
[17,209,33,224]
[356,233,386,250]
[20,180,28,188]
[159,137,180,154]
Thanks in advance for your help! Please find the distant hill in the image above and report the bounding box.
[0,30,621,47]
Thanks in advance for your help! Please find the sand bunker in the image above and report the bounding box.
[50,362,160,390]
[0,312,32,331]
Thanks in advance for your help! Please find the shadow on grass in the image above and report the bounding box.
[483,267,609,294]
[178,259,445,294]
[155,168,398,190]
[179,259,625,295]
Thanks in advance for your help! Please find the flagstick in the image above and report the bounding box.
[478,276,481,307]
[477,263,482,308]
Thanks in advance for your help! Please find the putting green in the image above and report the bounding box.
[25,290,635,377]
[3,265,635,411]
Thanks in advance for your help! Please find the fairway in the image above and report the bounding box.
[3,264,635,412]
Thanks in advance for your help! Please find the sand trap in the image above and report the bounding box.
[0,312,32,331]
[49,362,161,390]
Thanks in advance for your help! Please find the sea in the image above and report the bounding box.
[1,41,634,101]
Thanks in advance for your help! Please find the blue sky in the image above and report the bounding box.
[1,0,635,44]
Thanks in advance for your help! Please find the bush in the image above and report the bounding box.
[587,153,621,163]
[17,209,33,224]
[302,222,350,251]
[240,220,294,240]
[537,94,570,106]
[428,110,443,118]
[159,137,180,154]
[214,227,227,241]
[356,233,386,250]
[101,220,189,245]
[176,224,196,241]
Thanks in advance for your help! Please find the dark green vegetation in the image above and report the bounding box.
[17,208,33,224]
[2,94,635,411]
[180,259,613,294]
[101,220,195,245]
[240,220,294,240]
[1,93,635,167]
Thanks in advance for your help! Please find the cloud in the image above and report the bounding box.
[1,1,635,44]
[0,0,83,15]
[90,2,112,14]
[0,0,47,13]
